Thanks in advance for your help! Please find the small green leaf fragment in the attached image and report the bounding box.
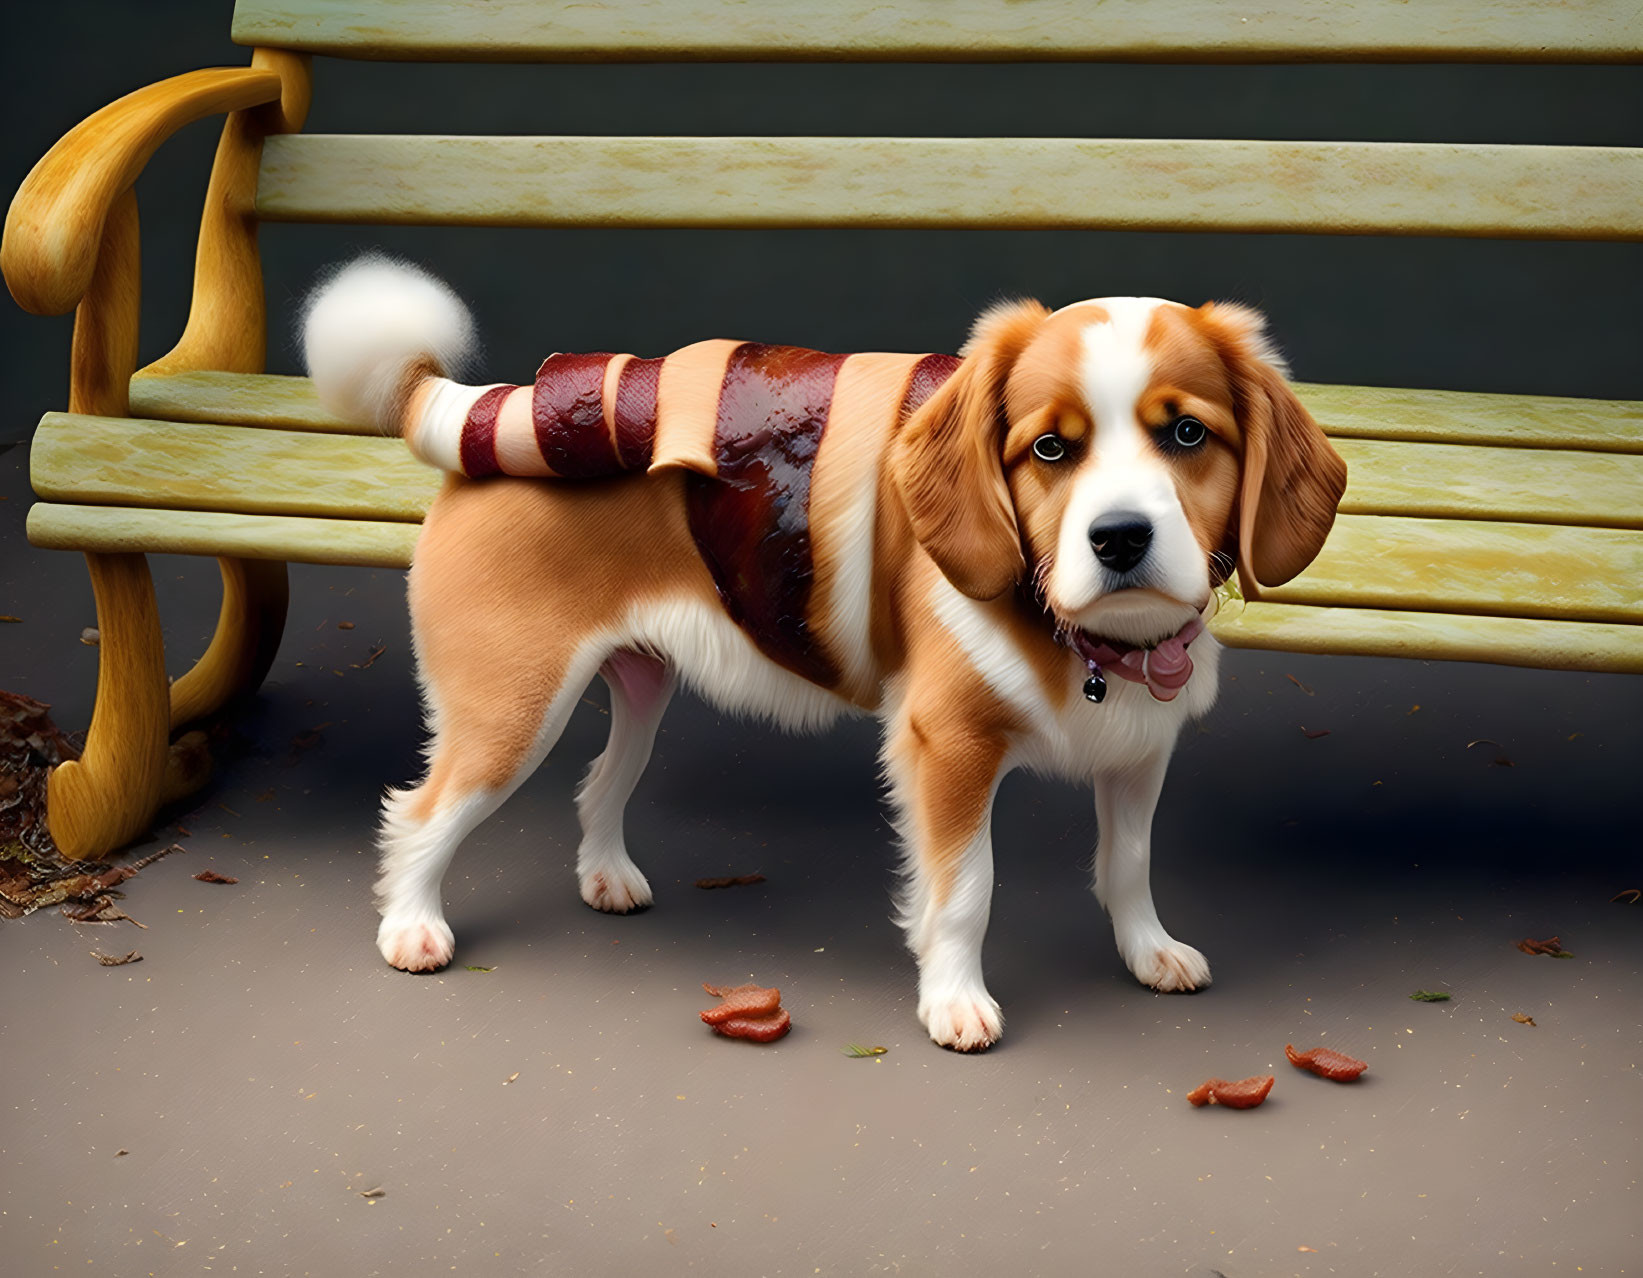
[1409,989,1451,1002]
[841,1043,888,1058]
[465,965,495,972]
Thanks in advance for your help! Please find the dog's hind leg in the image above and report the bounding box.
[575,650,675,913]
[376,637,605,972]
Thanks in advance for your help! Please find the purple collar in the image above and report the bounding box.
[1060,614,1205,704]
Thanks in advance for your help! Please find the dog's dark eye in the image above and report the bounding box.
[1170,416,1207,449]
[1031,434,1067,463]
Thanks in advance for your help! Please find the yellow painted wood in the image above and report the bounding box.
[31,413,440,521]
[40,406,1643,533]
[132,370,1643,456]
[1295,382,1643,453]
[68,188,141,419]
[3,68,283,316]
[1261,514,1643,625]
[130,52,310,756]
[1210,602,1643,674]
[45,553,170,860]
[130,371,360,433]
[168,558,290,730]
[1333,438,1643,529]
[254,135,1643,242]
[28,503,421,569]
[144,49,313,379]
[229,0,1643,63]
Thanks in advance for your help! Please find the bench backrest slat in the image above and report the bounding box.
[230,0,1643,63]
[254,135,1643,241]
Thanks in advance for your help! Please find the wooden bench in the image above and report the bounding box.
[5,1,1641,861]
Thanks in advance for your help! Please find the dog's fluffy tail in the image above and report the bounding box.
[301,254,477,441]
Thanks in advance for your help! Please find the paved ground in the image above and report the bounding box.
[1,443,1638,1276]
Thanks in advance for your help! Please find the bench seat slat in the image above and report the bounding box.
[27,502,419,568]
[1260,514,1643,625]
[1293,382,1643,454]
[28,501,1642,673]
[1214,602,1643,674]
[255,135,1643,242]
[38,408,1643,532]
[31,412,1643,625]
[30,413,440,521]
[1332,439,1643,529]
[228,0,1643,64]
[129,372,357,434]
[35,404,1643,532]
[128,372,1643,455]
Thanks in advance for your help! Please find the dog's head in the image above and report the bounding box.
[892,297,1347,644]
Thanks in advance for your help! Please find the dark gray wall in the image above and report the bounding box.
[3,0,1640,435]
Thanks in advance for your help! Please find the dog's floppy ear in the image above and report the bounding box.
[893,299,1049,600]
[1198,303,1347,591]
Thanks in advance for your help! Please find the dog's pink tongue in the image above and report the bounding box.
[1142,616,1204,702]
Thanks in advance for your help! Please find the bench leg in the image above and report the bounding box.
[46,552,170,861]
[169,557,290,730]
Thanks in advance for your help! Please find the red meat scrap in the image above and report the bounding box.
[1285,1043,1368,1081]
[1186,1075,1275,1109]
[700,982,791,1042]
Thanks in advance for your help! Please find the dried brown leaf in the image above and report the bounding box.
[351,645,387,670]
[92,949,142,966]
[694,873,767,889]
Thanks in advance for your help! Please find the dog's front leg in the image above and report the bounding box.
[1093,754,1211,993]
[885,712,1010,1052]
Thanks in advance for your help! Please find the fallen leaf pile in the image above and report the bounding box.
[0,695,192,924]
[0,690,82,867]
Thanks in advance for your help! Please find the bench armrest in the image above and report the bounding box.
[3,67,283,316]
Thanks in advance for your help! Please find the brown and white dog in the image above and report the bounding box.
[303,256,1346,1051]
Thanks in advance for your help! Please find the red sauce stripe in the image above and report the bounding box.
[685,344,849,688]
[613,356,663,470]
[459,386,512,478]
[900,352,963,418]
[533,353,621,478]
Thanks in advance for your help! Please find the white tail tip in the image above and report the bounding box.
[301,254,476,433]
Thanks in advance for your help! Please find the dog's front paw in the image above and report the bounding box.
[1126,938,1212,992]
[919,992,1004,1052]
[579,864,653,914]
[377,916,455,972]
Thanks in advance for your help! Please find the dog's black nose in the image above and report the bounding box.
[1089,518,1153,574]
